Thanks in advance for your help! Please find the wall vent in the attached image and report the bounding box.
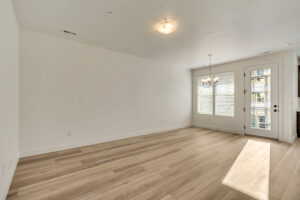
[285,39,300,47]
[63,30,77,36]
[258,51,272,55]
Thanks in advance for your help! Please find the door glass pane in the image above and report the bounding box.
[197,75,213,114]
[250,69,271,130]
[215,72,234,116]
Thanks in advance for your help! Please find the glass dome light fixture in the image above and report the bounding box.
[202,54,219,87]
[155,19,177,34]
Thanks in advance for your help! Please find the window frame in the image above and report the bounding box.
[214,71,235,117]
[196,76,213,115]
[196,71,235,117]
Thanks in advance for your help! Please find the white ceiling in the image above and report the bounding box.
[12,0,300,68]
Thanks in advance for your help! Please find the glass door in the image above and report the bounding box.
[244,63,279,139]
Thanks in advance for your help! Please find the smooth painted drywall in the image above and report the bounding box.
[192,51,298,143]
[0,0,19,199]
[12,0,300,68]
[20,30,191,157]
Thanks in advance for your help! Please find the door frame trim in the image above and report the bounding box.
[243,60,283,140]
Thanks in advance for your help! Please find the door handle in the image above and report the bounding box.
[274,109,278,112]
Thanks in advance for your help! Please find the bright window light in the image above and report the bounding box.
[222,140,270,200]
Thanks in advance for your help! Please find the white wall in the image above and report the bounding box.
[20,30,191,157]
[291,52,298,140]
[0,0,19,199]
[192,51,298,143]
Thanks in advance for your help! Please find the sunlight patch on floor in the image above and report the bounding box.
[222,140,270,200]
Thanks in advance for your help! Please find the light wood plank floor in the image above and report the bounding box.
[7,127,300,200]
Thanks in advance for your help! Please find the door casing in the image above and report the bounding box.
[244,62,279,139]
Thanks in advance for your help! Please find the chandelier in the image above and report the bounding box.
[201,54,219,86]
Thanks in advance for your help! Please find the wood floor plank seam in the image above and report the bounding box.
[7,127,300,200]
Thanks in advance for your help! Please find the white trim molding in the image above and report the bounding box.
[192,51,298,144]
[192,121,244,135]
[21,123,191,158]
[0,157,18,200]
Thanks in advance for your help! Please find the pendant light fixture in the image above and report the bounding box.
[201,54,219,86]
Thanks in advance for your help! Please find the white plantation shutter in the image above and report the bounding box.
[215,72,234,116]
[197,75,213,115]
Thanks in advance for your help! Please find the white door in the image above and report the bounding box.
[244,63,279,139]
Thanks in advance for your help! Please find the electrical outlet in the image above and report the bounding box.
[161,120,164,124]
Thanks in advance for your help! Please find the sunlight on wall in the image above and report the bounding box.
[222,140,270,200]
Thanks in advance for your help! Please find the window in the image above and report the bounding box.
[197,72,235,117]
[250,68,271,130]
[215,72,234,116]
[197,75,213,114]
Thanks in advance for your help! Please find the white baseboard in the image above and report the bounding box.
[0,157,18,200]
[193,122,298,143]
[21,123,191,158]
[192,122,244,135]
[283,134,297,143]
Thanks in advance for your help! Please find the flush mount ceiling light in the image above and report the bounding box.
[155,19,177,34]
